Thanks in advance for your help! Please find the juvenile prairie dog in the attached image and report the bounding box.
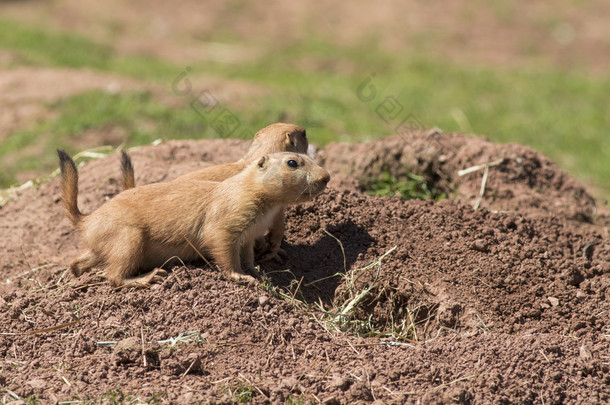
[121,122,309,261]
[58,149,330,288]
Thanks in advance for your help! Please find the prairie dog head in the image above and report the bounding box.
[253,152,330,204]
[241,123,308,160]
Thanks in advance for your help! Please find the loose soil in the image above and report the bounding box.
[1,132,608,404]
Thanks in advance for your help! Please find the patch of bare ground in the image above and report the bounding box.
[0,135,608,403]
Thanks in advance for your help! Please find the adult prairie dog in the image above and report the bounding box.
[120,122,309,261]
[58,149,330,288]
[120,122,309,188]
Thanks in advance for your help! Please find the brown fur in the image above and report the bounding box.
[120,122,308,187]
[57,149,330,288]
[120,122,309,261]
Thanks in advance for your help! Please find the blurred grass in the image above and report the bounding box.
[0,18,608,201]
[0,18,177,80]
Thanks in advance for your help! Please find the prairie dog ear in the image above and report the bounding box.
[257,155,268,169]
[285,133,295,147]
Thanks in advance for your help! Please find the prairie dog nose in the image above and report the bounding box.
[320,171,330,184]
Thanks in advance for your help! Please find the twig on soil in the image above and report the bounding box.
[457,158,504,176]
[157,331,203,346]
[364,368,376,401]
[434,373,482,389]
[29,277,47,294]
[290,277,304,303]
[406,307,418,342]
[9,264,57,282]
[19,246,33,271]
[474,313,490,333]
[184,237,215,270]
[382,386,416,396]
[140,325,148,369]
[95,298,106,328]
[96,330,204,348]
[304,272,342,287]
[426,326,463,344]
[473,163,489,211]
[56,268,69,286]
[28,320,80,335]
[72,281,105,291]
[348,371,363,382]
[321,364,333,381]
[582,240,601,259]
[238,373,269,399]
[180,358,198,379]
[387,341,417,348]
[344,338,360,355]
[5,390,20,400]
[323,229,347,275]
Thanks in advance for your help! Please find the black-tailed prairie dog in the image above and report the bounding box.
[57,149,330,288]
[120,122,309,188]
[121,122,309,262]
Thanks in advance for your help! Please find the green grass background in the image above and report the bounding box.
[0,18,608,201]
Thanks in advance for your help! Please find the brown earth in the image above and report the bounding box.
[1,133,609,404]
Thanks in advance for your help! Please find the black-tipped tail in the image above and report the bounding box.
[120,150,135,190]
[56,149,83,226]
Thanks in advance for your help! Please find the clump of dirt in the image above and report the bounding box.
[321,130,598,222]
[0,135,608,403]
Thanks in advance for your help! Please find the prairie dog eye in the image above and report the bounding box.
[287,159,298,168]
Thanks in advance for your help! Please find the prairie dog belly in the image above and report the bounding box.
[241,206,280,246]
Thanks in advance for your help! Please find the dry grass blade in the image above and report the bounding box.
[28,319,80,335]
[184,237,216,270]
[457,158,504,176]
[337,246,396,319]
[140,325,148,368]
[323,229,347,274]
[312,246,399,339]
[434,373,483,389]
[473,163,489,211]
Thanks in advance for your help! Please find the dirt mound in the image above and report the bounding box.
[1,136,608,403]
[321,131,598,222]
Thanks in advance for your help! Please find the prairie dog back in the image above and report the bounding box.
[120,122,308,188]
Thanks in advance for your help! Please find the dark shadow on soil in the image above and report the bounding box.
[262,220,374,306]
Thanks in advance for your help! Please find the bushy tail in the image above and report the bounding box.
[56,149,83,226]
[120,150,136,190]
